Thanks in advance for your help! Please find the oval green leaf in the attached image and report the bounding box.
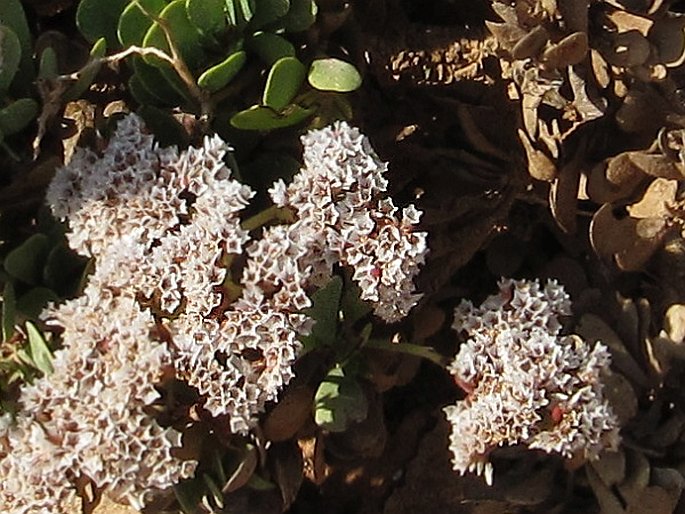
[76,0,128,46]
[37,46,59,80]
[198,50,246,93]
[308,58,362,92]
[230,104,313,130]
[142,0,205,70]
[138,105,189,147]
[314,365,368,432]
[186,0,226,37]
[4,233,50,285]
[251,0,289,29]
[0,0,33,86]
[262,56,305,110]
[64,37,107,102]
[282,0,317,32]
[2,282,15,343]
[25,321,53,375]
[235,0,256,25]
[0,98,38,136]
[118,0,169,47]
[17,287,59,321]
[247,31,294,66]
[131,57,185,105]
[0,25,21,93]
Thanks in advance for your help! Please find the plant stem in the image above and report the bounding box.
[241,205,295,232]
[363,338,447,367]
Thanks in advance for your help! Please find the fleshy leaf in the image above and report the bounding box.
[262,56,305,110]
[2,282,15,343]
[247,31,295,66]
[0,25,21,92]
[16,288,59,319]
[25,321,53,375]
[64,37,107,102]
[76,0,128,46]
[37,46,59,80]
[4,234,50,285]
[138,105,189,147]
[308,58,362,92]
[0,0,33,86]
[0,98,38,135]
[314,365,368,432]
[282,0,317,32]
[186,0,227,37]
[143,0,205,70]
[251,0,289,29]
[117,0,169,47]
[198,50,247,93]
[301,275,342,349]
[230,104,313,130]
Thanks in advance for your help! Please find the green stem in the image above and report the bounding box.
[363,338,447,367]
[241,205,294,232]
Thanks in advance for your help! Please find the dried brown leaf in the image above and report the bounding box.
[542,32,589,70]
[512,25,549,60]
[586,155,645,204]
[627,153,682,180]
[576,313,649,386]
[263,385,314,442]
[627,178,678,217]
[549,160,580,233]
[649,15,685,68]
[599,30,651,68]
[590,449,626,487]
[518,128,557,181]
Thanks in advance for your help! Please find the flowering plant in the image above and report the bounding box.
[0,114,427,513]
[444,278,620,486]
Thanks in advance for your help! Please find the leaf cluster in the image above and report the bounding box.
[75,0,362,133]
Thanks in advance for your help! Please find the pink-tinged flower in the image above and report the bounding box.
[445,278,620,485]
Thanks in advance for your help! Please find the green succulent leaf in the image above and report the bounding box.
[282,0,317,32]
[143,0,205,70]
[308,58,362,92]
[4,233,50,285]
[235,0,256,25]
[25,321,53,375]
[341,280,372,325]
[138,105,189,147]
[0,25,21,93]
[314,365,368,432]
[0,0,33,86]
[230,104,313,130]
[76,0,128,46]
[131,57,185,105]
[2,282,16,343]
[118,0,169,47]
[43,244,86,297]
[262,56,305,110]
[197,50,246,93]
[37,46,59,80]
[300,275,342,350]
[247,31,295,66]
[0,98,38,136]
[174,478,204,514]
[129,73,163,105]
[224,0,237,26]
[251,0,289,29]
[64,37,107,102]
[185,0,227,37]
[17,288,59,319]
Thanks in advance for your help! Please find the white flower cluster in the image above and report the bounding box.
[0,115,427,512]
[444,278,620,486]
[270,121,428,322]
